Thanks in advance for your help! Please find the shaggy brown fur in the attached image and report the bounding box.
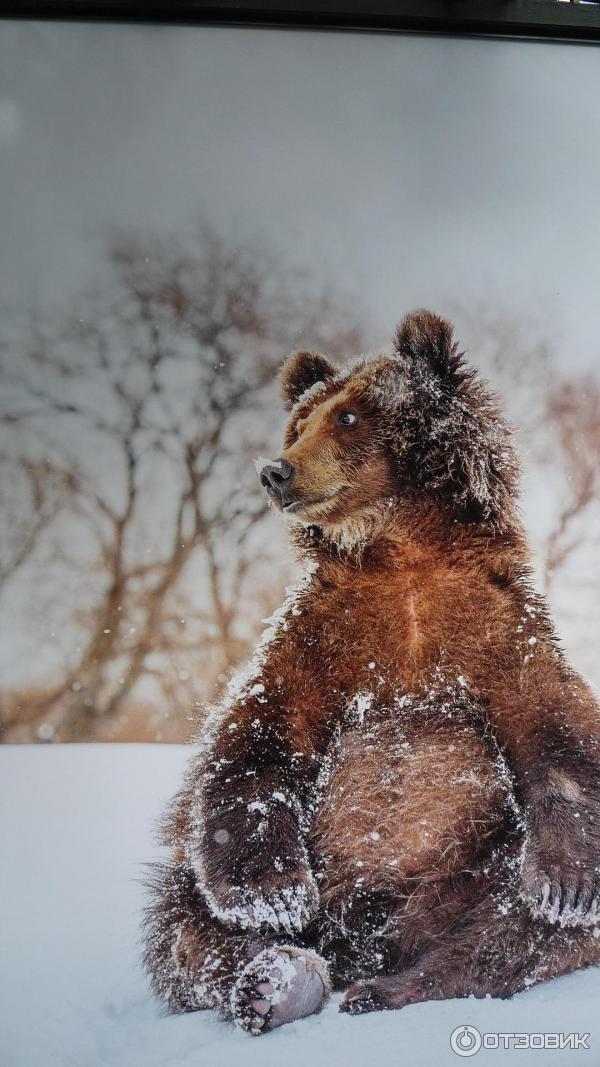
[143,310,600,1034]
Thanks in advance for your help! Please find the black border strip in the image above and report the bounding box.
[1,0,600,41]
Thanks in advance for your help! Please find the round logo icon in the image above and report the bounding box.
[450,1025,482,1057]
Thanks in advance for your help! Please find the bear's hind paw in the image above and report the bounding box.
[231,946,330,1035]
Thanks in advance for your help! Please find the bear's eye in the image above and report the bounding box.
[337,411,358,428]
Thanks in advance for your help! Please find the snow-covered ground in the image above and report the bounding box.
[2,744,600,1067]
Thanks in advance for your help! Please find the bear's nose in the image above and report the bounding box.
[260,458,295,499]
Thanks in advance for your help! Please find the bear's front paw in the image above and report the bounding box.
[340,973,428,1015]
[340,981,389,1016]
[206,869,319,934]
[521,860,600,927]
[521,803,600,928]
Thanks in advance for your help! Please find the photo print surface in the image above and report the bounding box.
[1,18,600,1067]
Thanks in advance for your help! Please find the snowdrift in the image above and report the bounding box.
[1,744,599,1067]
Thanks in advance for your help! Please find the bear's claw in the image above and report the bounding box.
[523,871,600,928]
[208,873,319,933]
[340,981,387,1016]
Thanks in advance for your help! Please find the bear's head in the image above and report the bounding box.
[258,310,519,546]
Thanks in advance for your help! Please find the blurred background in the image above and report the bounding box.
[1,22,599,742]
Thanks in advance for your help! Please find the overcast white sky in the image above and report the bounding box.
[1,20,600,364]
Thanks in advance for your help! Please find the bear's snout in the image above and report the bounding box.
[260,458,296,506]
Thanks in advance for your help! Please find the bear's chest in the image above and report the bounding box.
[313,565,495,694]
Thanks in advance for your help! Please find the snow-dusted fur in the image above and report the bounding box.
[143,310,600,1033]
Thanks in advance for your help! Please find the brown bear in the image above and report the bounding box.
[143,310,600,1035]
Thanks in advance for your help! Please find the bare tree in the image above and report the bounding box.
[542,378,600,595]
[0,226,364,742]
[0,457,76,592]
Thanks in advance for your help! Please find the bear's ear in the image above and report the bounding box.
[394,310,465,387]
[279,350,338,411]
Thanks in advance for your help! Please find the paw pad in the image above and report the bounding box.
[231,946,330,1035]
